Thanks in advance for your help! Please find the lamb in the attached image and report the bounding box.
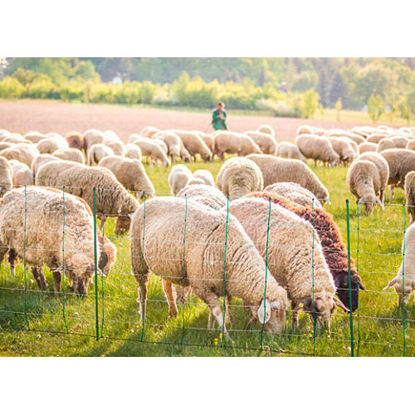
[31,154,59,178]
[140,126,159,138]
[346,160,383,214]
[35,161,139,234]
[168,164,193,195]
[124,143,142,161]
[404,172,415,223]
[53,148,85,164]
[246,154,330,204]
[264,182,322,208]
[248,192,364,311]
[357,152,389,203]
[379,149,415,200]
[132,137,170,167]
[177,184,227,210]
[358,142,377,154]
[83,129,105,153]
[65,131,84,150]
[169,130,212,161]
[130,197,289,338]
[24,131,48,144]
[377,136,409,152]
[257,124,275,137]
[276,142,306,163]
[295,134,339,166]
[0,143,39,167]
[36,137,68,154]
[384,222,415,306]
[154,131,182,163]
[98,155,155,198]
[0,187,97,295]
[190,169,214,186]
[244,131,277,154]
[228,198,344,328]
[216,157,263,200]
[87,143,114,165]
[0,156,12,197]
[8,160,33,186]
[213,131,261,161]
[327,136,356,164]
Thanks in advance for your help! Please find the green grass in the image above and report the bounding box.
[0,159,412,356]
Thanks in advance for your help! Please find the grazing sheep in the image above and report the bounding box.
[327,136,356,164]
[216,157,263,200]
[404,172,415,223]
[380,149,415,200]
[264,182,322,208]
[244,131,277,154]
[246,154,330,204]
[98,155,155,198]
[347,160,383,214]
[0,187,97,295]
[357,152,389,203]
[65,131,84,150]
[132,137,170,167]
[53,148,85,164]
[367,133,389,144]
[358,142,377,154]
[169,130,212,162]
[228,198,343,329]
[37,137,68,154]
[0,143,39,167]
[213,131,261,161]
[2,134,29,144]
[249,192,364,311]
[103,137,125,156]
[257,124,275,137]
[190,169,215,186]
[384,222,415,305]
[0,156,12,197]
[295,134,339,166]
[35,161,139,233]
[347,139,359,156]
[8,160,33,186]
[296,125,324,136]
[140,126,159,138]
[406,141,415,151]
[124,143,142,161]
[193,131,215,154]
[168,164,192,195]
[31,154,59,178]
[153,131,181,163]
[177,184,227,210]
[130,197,289,338]
[152,138,169,155]
[83,129,105,153]
[276,142,306,163]
[24,131,48,144]
[377,136,409,152]
[87,143,114,165]
[327,130,365,145]
[0,143,12,152]
[0,130,10,140]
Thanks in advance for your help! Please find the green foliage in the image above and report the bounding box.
[255,98,301,118]
[73,61,100,82]
[26,75,59,99]
[114,81,141,105]
[367,94,384,123]
[300,89,320,119]
[0,76,25,98]
[11,68,38,86]
[59,80,84,102]
[396,96,412,125]
[89,83,116,104]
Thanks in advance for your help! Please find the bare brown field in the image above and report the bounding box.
[0,99,380,141]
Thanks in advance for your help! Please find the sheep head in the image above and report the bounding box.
[256,292,288,333]
[383,277,415,306]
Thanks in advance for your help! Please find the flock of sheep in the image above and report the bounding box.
[0,122,414,340]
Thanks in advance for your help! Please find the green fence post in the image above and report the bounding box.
[311,198,316,355]
[23,185,29,328]
[100,189,105,338]
[140,198,146,342]
[346,200,354,357]
[221,197,230,346]
[92,188,99,341]
[180,195,188,345]
[355,201,361,356]
[61,188,68,333]
[260,197,272,349]
[402,203,407,357]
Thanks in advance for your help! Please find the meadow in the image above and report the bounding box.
[0,157,412,357]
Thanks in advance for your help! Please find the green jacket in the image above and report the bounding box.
[212,109,228,130]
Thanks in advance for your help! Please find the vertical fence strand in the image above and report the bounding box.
[346,200,354,357]
[180,195,188,345]
[23,185,29,327]
[92,188,99,341]
[355,201,361,356]
[221,197,230,346]
[100,189,105,338]
[61,188,68,333]
[402,203,406,357]
[140,198,146,342]
[311,198,316,355]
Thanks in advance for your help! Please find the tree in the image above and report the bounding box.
[335,98,342,121]
[301,89,320,119]
[367,94,384,123]
[397,96,412,125]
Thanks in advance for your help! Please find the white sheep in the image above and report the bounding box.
[132,137,170,167]
[295,134,339,166]
[244,131,277,154]
[168,164,193,195]
[0,156,12,197]
[264,182,322,208]
[87,143,114,166]
[53,148,85,164]
[177,184,227,210]
[8,160,33,186]
[124,143,142,161]
[213,131,261,161]
[276,142,306,163]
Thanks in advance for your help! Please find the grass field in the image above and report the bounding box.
[0,157,413,357]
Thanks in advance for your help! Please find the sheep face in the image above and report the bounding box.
[358,195,383,214]
[303,293,336,330]
[69,265,94,296]
[114,215,131,235]
[335,274,363,312]
[256,299,286,333]
[384,277,415,306]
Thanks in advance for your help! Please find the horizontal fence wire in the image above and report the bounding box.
[0,187,413,356]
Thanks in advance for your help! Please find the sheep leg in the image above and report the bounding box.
[291,300,301,329]
[225,294,232,325]
[161,280,178,317]
[390,185,395,201]
[52,270,62,293]
[8,249,17,279]
[32,266,48,291]
[136,273,150,323]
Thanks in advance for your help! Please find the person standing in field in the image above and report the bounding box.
[212,101,228,130]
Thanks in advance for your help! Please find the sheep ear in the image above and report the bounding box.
[54,265,65,272]
[358,280,366,291]
[384,277,399,290]
[334,297,350,312]
[270,300,280,310]
[375,197,384,210]
[257,299,271,324]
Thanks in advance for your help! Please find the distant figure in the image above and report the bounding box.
[280,81,287,94]
[212,101,228,131]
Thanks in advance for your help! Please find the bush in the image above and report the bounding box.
[367,94,384,123]
[0,77,25,98]
[89,83,116,103]
[11,68,38,86]
[26,76,59,99]
[114,81,141,105]
[299,89,320,119]
[139,81,158,104]
[59,81,84,102]
[255,98,301,118]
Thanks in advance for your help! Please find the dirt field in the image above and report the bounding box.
[0,99,378,141]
